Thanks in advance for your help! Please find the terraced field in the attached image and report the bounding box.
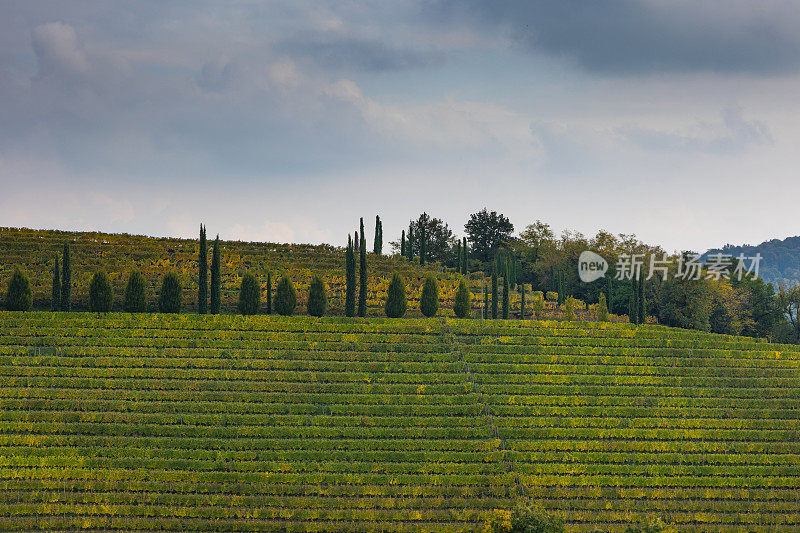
[1,311,799,530]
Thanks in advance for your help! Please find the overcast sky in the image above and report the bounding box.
[1,1,799,252]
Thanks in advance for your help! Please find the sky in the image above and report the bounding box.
[1,1,799,253]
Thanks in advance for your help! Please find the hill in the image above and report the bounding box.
[705,235,800,288]
[1,312,799,530]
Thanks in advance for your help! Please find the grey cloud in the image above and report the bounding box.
[32,22,90,78]
[430,0,800,75]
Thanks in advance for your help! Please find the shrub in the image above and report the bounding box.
[534,295,544,320]
[597,292,609,322]
[546,291,558,302]
[385,273,407,318]
[5,268,31,311]
[453,279,471,318]
[420,276,439,317]
[488,504,564,533]
[238,273,260,315]
[564,297,576,321]
[275,276,297,316]
[307,276,328,317]
[123,271,147,312]
[158,273,182,314]
[89,272,113,313]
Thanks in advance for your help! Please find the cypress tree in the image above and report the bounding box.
[420,222,426,266]
[354,230,359,252]
[51,255,60,311]
[5,268,32,311]
[89,271,113,313]
[462,237,468,275]
[345,235,356,317]
[385,273,407,318]
[520,283,525,320]
[123,271,147,313]
[198,224,208,314]
[358,230,367,317]
[238,273,260,315]
[400,230,406,259]
[275,276,297,316]
[502,262,510,319]
[629,275,638,325]
[420,276,439,317]
[407,226,414,261]
[210,236,221,314]
[307,276,328,317]
[597,293,609,322]
[60,243,71,311]
[158,273,182,314]
[491,260,498,319]
[453,279,471,318]
[266,272,273,314]
[483,279,489,319]
[456,240,462,273]
[374,215,382,255]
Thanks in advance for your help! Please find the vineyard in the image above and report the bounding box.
[1,311,800,530]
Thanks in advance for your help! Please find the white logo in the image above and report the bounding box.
[578,251,608,283]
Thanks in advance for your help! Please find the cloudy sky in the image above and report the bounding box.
[1,1,799,252]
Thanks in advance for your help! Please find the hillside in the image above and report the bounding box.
[2,312,799,530]
[705,235,800,288]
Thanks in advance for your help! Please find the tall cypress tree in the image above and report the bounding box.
[502,261,510,319]
[420,222,426,266]
[345,235,356,317]
[400,230,406,260]
[60,243,71,311]
[456,240,462,273]
[462,237,468,275]
[358,230,367,317]
[491,259,498,319]
[51,255,60,312]
[483,279,489,319]
[407,226,414,261]
[210,235,221,314]
[374,215,382,255]
[266,271,272,314]
[354,230,359,252]
[198,224,208,314]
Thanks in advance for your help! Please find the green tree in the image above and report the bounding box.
[5,268,31,311]
[454,279,471,318]
[307,276,328,317]
[238,273,260,315]
[534,294,544,320]
[89,271,113,313]
[491,261,499,319]
[464,208,514,263]
[198,224,208,314]
[266,271,273,314]
[483,280,489,319]
[520,283,525,319]
[461,237,468,274]
[123,271,147,312]
[502,262,510,319]
[275,276,297,316]
[373,215,383,255]
[60,243,71,311]
[210,235,221,314]
[420,276,439,317]
[407,226,414,261]
[420,221,426,266]
[564,296,576,321]
[597,292,609,322]
[400,230,406,259]
[456,240,462,273]
[345,235,356,317]
[51,255,60,311]
[385,273,407,318]
[358,225,367,317]
[158,273,182,314]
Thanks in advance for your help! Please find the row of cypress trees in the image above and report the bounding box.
[384,273,472,319]
[344,218,369,317]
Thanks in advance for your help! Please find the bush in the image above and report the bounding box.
[158,273,182,314]
[89,272,113,313]
[238,273,260,315]
[123,271,147,312]
[385,273,407,318]
[274,276,297,316]
[546,291,558,301]
[488,504,564,533]
[307,276,328,317]
[420,276,439,317]
[533,295,544,320]
[597,293,609,322]
[564,297,576,321]
[453,279,471,318]
[5,268,31,311]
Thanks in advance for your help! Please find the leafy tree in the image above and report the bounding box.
[597,292,609,321]
[420,276,439,317]
[491,260,498,319]
[345,235,356,317]
[394,213,455,264]
[453,279,471,318]
[60,243,71,311]
[358,226,367,317]
[210,235,221,314]
[238,273,260,315]
[51,255,60,311]
[489,503,565,533]
[266,271,272,314]
[89,272,113,313]
[777,284,800,343]
[275,276,297,316]
[307,276,328,317]
[198,224,208,314]
[385,273,407,318]
[564,296,577,321]
[533,294,544,320]
[158,273,182,313]
[123,271,147,312]
[464,208,514,262]
[5,268,31,311]
[373,215,382,255]
[502,262,510,319]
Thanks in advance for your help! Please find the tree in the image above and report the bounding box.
[534,294,544,320]
[89,272,113,313]
[454,279,471,318]
[456,240,462,273]
[400,230,406,259]
[123,271,147,312]
[597,292,609,322]
[158,273,182,314]
[238,273,260,315]
[266,272,273,314]
[489,503,565,533]
[491,260,499,319]
[307,276,328,317]
[198,224,208,314]
[483,280,489,319]
[275,276,297,316]
[210,235,221,314]
[420,221,426,266]
[564,296,576,321]
[407,226,414,261]
[385,273,407,318]
[51,255,60,311]
[520,283,525,319]
[461,237,468,274]
[5,268,31,311]
[502,261,510,319]
[60,243,71,311]
[420,276,439,317]
[777,284,800,343]
[464,208,514,262]
[345,235,356,317]
[358,227,367,317]
[373,215,383,255]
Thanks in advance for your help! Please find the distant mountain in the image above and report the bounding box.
[705,236,800,287]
